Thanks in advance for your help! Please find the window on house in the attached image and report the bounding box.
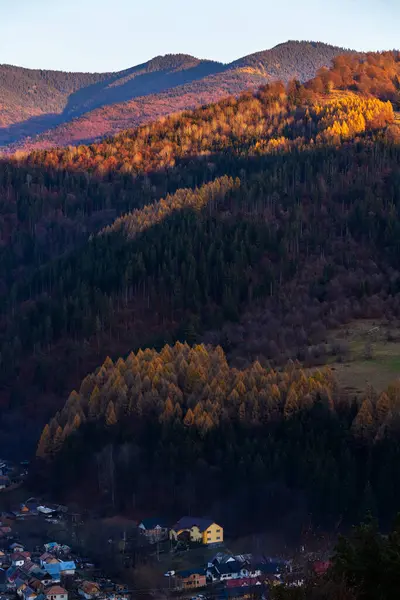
[216,529,221,532]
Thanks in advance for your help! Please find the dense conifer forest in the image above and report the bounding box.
[1,51,400,536]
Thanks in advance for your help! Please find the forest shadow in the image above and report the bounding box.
[62,60,225,117]
[0,60,226,148]
[0,113,62,146]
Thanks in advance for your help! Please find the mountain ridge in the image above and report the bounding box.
[0,40,353,152]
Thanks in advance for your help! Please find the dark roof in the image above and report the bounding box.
[216,561,242,575]
[139,518,167,530]
[254,562,281,574]
[173,516,217,532]
[176,568,205,578]
[207,566,219,579]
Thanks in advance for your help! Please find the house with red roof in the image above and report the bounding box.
[45,585,68,600]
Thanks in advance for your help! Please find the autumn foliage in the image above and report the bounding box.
[307,52,400,105]
[20,82,394,177]
[37,342,335,459]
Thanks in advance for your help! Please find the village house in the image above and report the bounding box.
[30,575,52,592]
[37,506,58,518]
[206,560,242,582]
[0,551,6,565]
[13,504,38,519]
[207,565,224,582]
[175,569,206,590]
[78,581,101,600]
[10,543,25,553]
[238,564,262,579]
[256,561,286,577]
[137,519,168,544]
[206,554,282,583]
[16,575,36,598]
[44,585,68,600]
[39,555,54,568]
[40,558,76,579]
[170,517,223,545]
[21,584,38,600]
[59,561,76,577]
[12,553,31,568]
[16,581,28,598]
[44,558,59,567]
[43,563,61,583]
[208,552,236,566]
[20,562,39,577]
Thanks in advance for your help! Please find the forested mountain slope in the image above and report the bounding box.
[1,51,400,531]
[0,63,110,129]
[0,41,350,151]
[230,40,354,80]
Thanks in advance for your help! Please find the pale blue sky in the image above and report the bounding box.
[0,0,398,72]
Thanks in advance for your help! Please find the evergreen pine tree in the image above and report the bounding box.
[105,401,117,426]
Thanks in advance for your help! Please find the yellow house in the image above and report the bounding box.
[169,517,223,545]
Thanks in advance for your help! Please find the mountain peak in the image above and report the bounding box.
[229,40,354,82]
[145,53,203,72]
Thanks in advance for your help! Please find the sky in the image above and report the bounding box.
[0,0,398,72]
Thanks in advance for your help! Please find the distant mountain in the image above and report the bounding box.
[231,40,355,80]
[0,41,352,151]
[0,54,222,148]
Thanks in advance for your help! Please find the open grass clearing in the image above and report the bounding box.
[323,319,400,395]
